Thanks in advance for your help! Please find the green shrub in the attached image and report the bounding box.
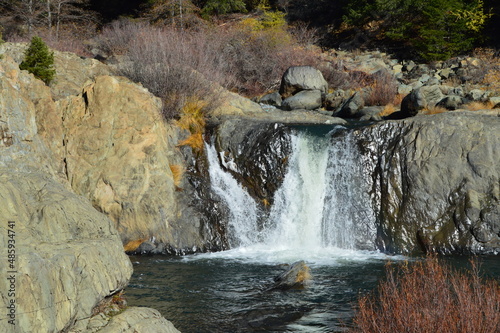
[19,36,56,85]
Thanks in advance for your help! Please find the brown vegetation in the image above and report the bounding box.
[123,238,147,252]
[94,18,322,118]
[349,256,500,333]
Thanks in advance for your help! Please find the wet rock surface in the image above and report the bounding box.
[212,118,293,206]
[359,111,500,254]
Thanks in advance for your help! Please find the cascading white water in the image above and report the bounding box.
[205,127,378,262]
[205,142,259,247]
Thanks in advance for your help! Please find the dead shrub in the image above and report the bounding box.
[349,256,500,333]
[421,105,448,115]
[364,70,398,106]
[169,164,185,189]
[96,19,323,116]
[464,100,495,111]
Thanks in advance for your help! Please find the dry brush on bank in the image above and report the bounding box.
[349,256,500,333]
[94,19,321,119]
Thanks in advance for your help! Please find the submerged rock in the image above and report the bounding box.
[270,261,312,290]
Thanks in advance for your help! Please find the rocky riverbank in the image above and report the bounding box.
[0,41,499,331]
[0,44,180,332]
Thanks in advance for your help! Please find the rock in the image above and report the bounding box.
[212,90,264,116]
[392,64,403,74]
[270,261,311,290]
[279,66,328,98]
[403,60,416,72]
[436,95,465,110]
[398,84,412,96]
[357,106,384,120]
[259,92,282,107]
[439,67,453,79]
[359,111,500,254]
[419,73,431,83]
[334,91,365,118]
[467,89,489,102]
[324,90,345,110]
[425,77,440,86]
[214,119,293,205]
[93,307,181,333]
[400,85,444,117]
[281,89,322,111]
[0,53,176,332]
[488,96,500,107]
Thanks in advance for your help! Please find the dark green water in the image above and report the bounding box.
[126,254,500,333]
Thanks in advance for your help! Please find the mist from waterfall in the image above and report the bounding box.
[205,126,379,263]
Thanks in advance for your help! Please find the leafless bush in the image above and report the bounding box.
[289,21,320,46]
[97,21,236,118]
[364,70,398,106]
[221,26,320,94]
[95,19,323,117]
[350,256,500,333]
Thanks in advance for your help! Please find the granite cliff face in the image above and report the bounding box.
[0,47,179,332]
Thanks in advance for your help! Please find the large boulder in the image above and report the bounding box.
[359,111,500,254]
[279,66,328,98]
[38,75,222,252]
[400,85,444,117]
[281,89,322,111]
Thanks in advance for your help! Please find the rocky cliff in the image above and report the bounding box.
[0,45,180,332]
[359,111,500,254]
[212,112,500,255]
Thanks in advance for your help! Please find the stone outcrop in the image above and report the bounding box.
[0,52,178,331]
[360,111,500,254]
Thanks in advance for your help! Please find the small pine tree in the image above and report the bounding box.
[19,36,56,85]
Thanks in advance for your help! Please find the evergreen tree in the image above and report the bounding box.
[19,36,56,85]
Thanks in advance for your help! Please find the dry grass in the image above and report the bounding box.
[364,71,399,106]
[169,164,184,188]
[175,98,207,134]
[177,133,204,152]
[421,105,448,115]
[464,101,495,111]
[378,103,397,117]
[349,256,500,333]
[175,98,206,153]
[123,238,147,252]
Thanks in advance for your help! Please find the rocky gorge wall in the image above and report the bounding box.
[212,112,500,255]
[359,111,500,254]
[0,45,181,332]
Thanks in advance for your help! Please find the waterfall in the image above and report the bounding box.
[206,126,376,255]
[205,142,259,248]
